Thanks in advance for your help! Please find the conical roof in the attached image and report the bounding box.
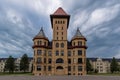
[36,27,46,37]
[72,28,84,39]
[33,27,48,40]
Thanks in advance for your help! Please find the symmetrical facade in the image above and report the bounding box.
[32,7,87,76]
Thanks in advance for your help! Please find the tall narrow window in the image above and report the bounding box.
[44,66,46,71]
[55,21,57,24]
[37,41,42,45]
[78,58,82,64]
[61,43,64,48]
[48,51,52,56]
[62,32,63,35]
[48,66,51,71]
[61,50,64,56]
[56,43,59,47]
[37,50,42,55]
[78,41,82,46]
[68,59,71,64]
[44,42,46,46]
[78,66,82,71]
[63,21,65,24]
[44,58,46,63]
[68,51,71,56]
[56,50,59,56]
[78,50,82,56]
[57,27,58,30]
[62,27,63,30]
[68,66,71,71]
[48,58,52,64]
[37,57,41,63]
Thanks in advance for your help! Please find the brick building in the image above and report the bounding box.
[32,7,87,76]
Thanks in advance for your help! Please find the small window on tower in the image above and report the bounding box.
[61,21,62,24]
[57,32,58,35]
[62,27,63,30]
[63,21,65,24]
[55,21,57,24]
[62,37,63,40]
[56,43,59,47]
[62,32,63,35]
[57,27,58,30]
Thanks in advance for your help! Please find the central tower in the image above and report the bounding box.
[50,7,70,75]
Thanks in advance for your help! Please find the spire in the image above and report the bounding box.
[36,27,46,38]
[53,7,68,15]
[72,28,84,39]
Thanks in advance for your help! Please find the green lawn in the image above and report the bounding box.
[88,73,120,76]
[0,72,33,76]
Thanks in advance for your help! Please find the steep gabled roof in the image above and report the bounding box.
[53,7,68,15]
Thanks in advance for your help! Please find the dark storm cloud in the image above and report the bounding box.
[0,0,120,58]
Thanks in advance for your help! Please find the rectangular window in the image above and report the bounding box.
[73,66,75,71]
[48,66,51,71]
[68,59,71,64]
[37,65,41,71]
[78,66,82,71]
[44,58,46,63]
[37,58,41,63]
[61,50,64,56]
[44,66,46,71]
[68,51,71,56]
[73,58,76,63]
[78,58,82,64]
[44,50,46,56]
[68,66,71,71]
[78,50,82,56]
[48,58,52,64]
[48,51,52,56]
[37,50,42,55]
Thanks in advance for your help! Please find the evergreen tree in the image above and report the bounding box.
[86,59,93,73]
[20,54,29,72]
[5,55,15,73]
[110,57,118,73]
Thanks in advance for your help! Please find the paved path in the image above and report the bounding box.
[0,75,120,80]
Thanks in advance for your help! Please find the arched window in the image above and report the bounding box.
[78,41,82,46]
[37,57,41,63]
[56,43,59,47]
[37,41,42,45]
[56,50,59,56]
[56,66,63,69]
[61,43,64,48]
[48,58,52,64]
[56,58,64,63]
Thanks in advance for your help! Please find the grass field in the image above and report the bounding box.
[0,72,33,76]
[88,73,120,76]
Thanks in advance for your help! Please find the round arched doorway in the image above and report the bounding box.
[56,66,64,75]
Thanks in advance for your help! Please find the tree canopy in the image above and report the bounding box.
[5,55,15,73]
[110,57,118,73]
[20,54,29,72]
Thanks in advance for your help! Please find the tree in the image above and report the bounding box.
[5,55,15,73]
[86,59,93,73]
[110,57,118,73]
[20,54,29,72]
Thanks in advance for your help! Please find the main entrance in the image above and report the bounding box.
[56,66,64,75]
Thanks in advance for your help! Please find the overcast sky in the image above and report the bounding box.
[0,0,120,58]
